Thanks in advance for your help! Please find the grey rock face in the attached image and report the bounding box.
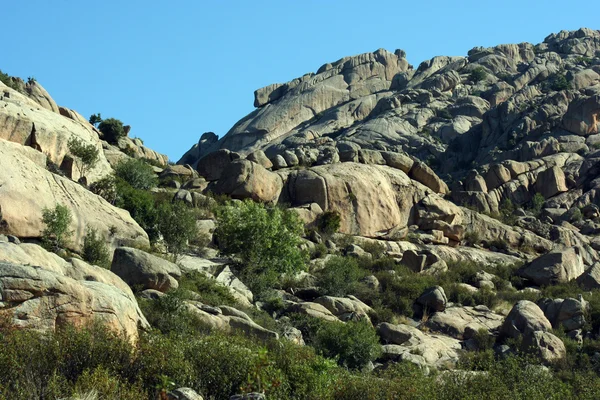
[111,247,181,292]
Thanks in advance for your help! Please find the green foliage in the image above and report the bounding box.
[88,113,102,127]
[549,73,571,91]
[469,66,488,83]
[89,175,118,204]
[376,268,437,316]
[41,203,72,251]
[314,320,381,370]
[499,198,517,225]
[436,108,453,119]
[156,201,198,257]
[215,200,308,294]
[464,230,481,246]
[67,136,99,179]
[115,182,160,240]
[317,256,366,297]
[114,158,158,190]
[98,118,125,143]
[178,271,238,307]
[82,228,110,268]
[0,69,19,91]
[318,211,341,235]
[529,192,545,216]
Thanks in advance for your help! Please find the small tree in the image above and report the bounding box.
[82,228,110,268]
[98,118,125,143]
[114,158,158,190]
[469,66,488,83]
[67,136,99,179]
[41,204,72,251]
[529,193,545,217]
[314,320,382,369]
[215,200,308,292]
[89,113,102,127]
[157,201,199,258]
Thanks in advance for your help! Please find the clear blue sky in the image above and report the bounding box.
[2,1,597,161]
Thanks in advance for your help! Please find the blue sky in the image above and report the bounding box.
[2,1,597,161]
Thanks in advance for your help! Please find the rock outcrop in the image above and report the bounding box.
[0,241,148,340]
[0,139,149,252]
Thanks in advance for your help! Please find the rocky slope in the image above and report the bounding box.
[2,27,600,399]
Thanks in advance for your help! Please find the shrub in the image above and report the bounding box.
[114,158,158,190]
[0,69,19,91]
[499,198,517,225]
[41,203,72,251]
[529,192,545,216]
[318,211,341,235]
[88,113,102,127]
[178,271,238,307]
[313,320,382,370]
[82,228,110,268]
[549,73,571,91]
[377,269,437,316]
[67,137,99,179]
[469,66,488,83]
[89,175,118,204]
[436,108,453,119]
[214,200,308,293]
[115,182,159,241]
[98,118,125,143]
[157,201,198,257]
[464,230,481,246]
[317,256,366,297]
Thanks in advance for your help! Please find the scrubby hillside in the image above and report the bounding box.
[2,28,600,400]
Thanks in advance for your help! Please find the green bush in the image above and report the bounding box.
[313,320,381,370]
[469,66,488,83]
[529,192,545,216]
[549,73,571,91]
[82,227,110,268]
[157,201,198,257]
[114,158,158,190]
[436,108,453,119]
[67,137,99,179]
[88,113,102,127]
[89,175,118,204]
[98,118,126,143]
[115,182,159,241]
[317,256,366,297]
[318,211,341,235]
[178,271,238,307]
[41,203,72,251]
[376,268,437,317]
[0,69,19,91]
[215,200,308,294]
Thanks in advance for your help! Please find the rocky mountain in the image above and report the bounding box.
[2,28,600,399]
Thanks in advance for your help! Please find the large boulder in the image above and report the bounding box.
[416,286,447,314]
[185,302,278,341]
[111,247,182,292]
[281,163,431,237]
[425,305,504,339]
[197,149,240,181]
[377,323,461,369]
[313,295,372,321]
[522,331,566,364]
[0,139,149,252]
[500,300,552,340]
[0,82,112,182]
[534,166,568,199]
[0,241,148,341]
[211,159,282,203]
[408,161,449,194]
[518,247,584,286]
